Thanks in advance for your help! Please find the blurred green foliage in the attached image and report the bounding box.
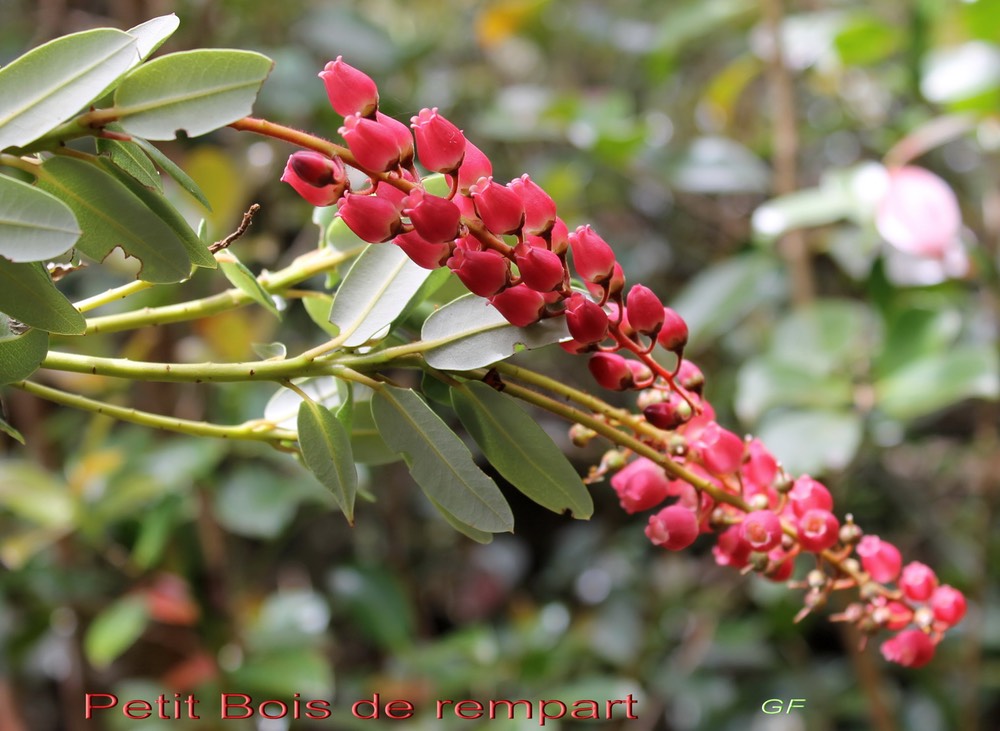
[2,0,999,729]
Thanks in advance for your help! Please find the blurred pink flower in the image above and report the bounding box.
[876,166,961,259]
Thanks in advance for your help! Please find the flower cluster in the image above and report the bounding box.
[281,57,966,668]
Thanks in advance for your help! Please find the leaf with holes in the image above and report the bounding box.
[0,261,85,335]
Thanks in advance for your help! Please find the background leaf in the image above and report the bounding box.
[217,251,279,317]
[452,381,592,518]
[114,49,273,140]
[298,399,358,524]
[330,244,432,347]
[0,260,85,335]
[83,595,150,670]
[0,173,80,262]
[420,293,571,370]
[0,28,137,150]
[371,386,514,533]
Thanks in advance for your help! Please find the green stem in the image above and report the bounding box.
[12,380,296,443]
[75,280,157,314]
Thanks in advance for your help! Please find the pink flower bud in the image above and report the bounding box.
[713,525,752,569]
[457,141,492,195]
[742,439,778,493]
[900,561,938,602]
[319,56,379,118]
[404,189,461,243]
[626,359,653,386]
[657,307,688,355]
[796,509,840,553]
[373,179,409,211]
[588,352,634,391]
[337,191,402,243]
[880,629,935,668]
[411,107,466,174]
[488,284,546,327]
[280,151,348,206]
[393,230,453,269]
[569,225,616,283]
[339,113,401,172]
[696,422,744,475]
[447,248,510,297]
[643,395,693,430]
[559,337,598,355]
[645,505,700,550]
[857,535,902,583]
[788,476,833,518]
[549,217,570,256]
[514,243,564,292]
[765,547,795,582]
[611,457,670,513]
[878,600,913,631]
[675,359,704,395]
[470,176,525,235]
[876,166,961,259]
[376,112,415,168]
[740,510,783,552]
[509,174,557,236]
[625,285,664,336]
[929,585,966,627]
[564,293,609,345]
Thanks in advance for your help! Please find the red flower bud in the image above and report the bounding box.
[930,585,966,626]
[548,217,570,256]
[588,352,634,391]
[280,151,348,206]
[675,359,704,395]
[319,56,379,118]
[569,225,616,283]
[488,284,546,327]
[457,141,492,195]
[376,111,415,168]
[611,458,670,513]
[470,176,525,235]
[564,293,609,345]
[696,422,744,475]
[514,243,564,292]
[741,510,783,552]
[657,307,689,355]
[797,509,840,552]
[337,191,403,243]
[881,629,936,668]
[509,174,557,236]
[857,536,902,583]
[339,113,401,172]
[404,189,461,243]
[900,562,938,602]
[788,476,833,518]
[411,107,466,174]
[643,395,694,430]
[393,230,453,269]
[447,248,510,297]
[625,284,664,336]
[713,525,752,569]
[645,505,699,550]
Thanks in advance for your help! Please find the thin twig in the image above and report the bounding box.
[210,204,261,253]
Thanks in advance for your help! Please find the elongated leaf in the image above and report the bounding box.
[0,260,86,334]
[126,14,180,61]
[114,50,273,140]
[371,386,513,533]
[426,494,494,544]
[452,381,592,518]
[0,173,80,262]
[98,158,215,269]
[96,136,163,190]
[217,251,279,317]
[302,294,340,336]
[421,293,570,370]
[0,29,138,151]
[0,414,25,445]
[0,327,48,385]
[330,244,432,347]
[264,377,344,429]
[349,398,399,466]
[132,137,211,208]
[84,595,150,669]
[36,156,191,283]
[297,399,357,524]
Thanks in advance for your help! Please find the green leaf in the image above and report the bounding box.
[297,399,357,524]
[371,386,513,533]
[228,648,333,699]
[420,293,571,370]
[425,494,495,544]
[671,253,785,353]
[126,14,180,61]
[769,299,880,377]
[735,356,852,423]
[84,595,150,669]
[0,28,138,151]
[36,156,191,283]
[96,136,163,191]
[0,260,86,334]
[330,243,432,347]
[217,251,279,317]
[132,136,211,208]
[348,396,399,466]
[97,157,215,269]
[0,415,24,445]
[875,345,999,421]
[0,326,48,385]
[114,50,273,140]
[452,381,592,518]
[329,567,417,650]
[756,409,863,475]
[264,377,345,429]
[302,294,340,337]
[0,173,80,262]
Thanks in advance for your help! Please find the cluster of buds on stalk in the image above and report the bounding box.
[279,57,966,668]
